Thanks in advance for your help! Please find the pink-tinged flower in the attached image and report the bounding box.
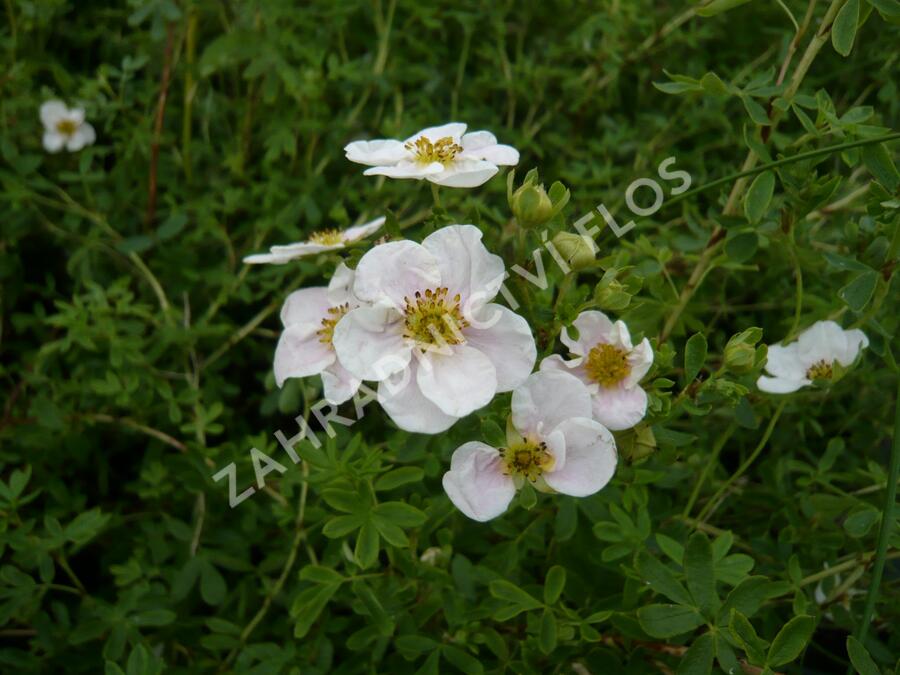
[332,224,536,433]
[541,311,653,431]
[243,216,385,264]
[344,123,519,188]
[273,264,361,404]
[757,320,868,394]
[442,370,617,522]
[40,100,96,153]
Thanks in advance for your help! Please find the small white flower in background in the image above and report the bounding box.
[333,224,536,433]
[243,216,385,264]
[442,370,617,522]
[273,263,362,404]
[541,311,653,431]
[40,100,96,153]
[757,320,868,394]
[345,122,519,188]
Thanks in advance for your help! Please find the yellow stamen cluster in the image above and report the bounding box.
[308,229,345,246]
[500,439,554,482]
[806,359,833,381]
[405,135,462,165]
[317,304,350,347]
[55,119,78,136]
[585,342,632,387]
[402,287,468,348]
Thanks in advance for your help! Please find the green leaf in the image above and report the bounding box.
[744,171,776,223]
[539,609,558,654]
[729,609,768,665]
[839,271,878,312]
[441,646,484,674]
[299,565,344,584]
[684,533,716,614]
[131,609,176,627]
[718,576,781,621]
[637,604,705,638]
[677,632,715,675]
[844,506,880,537]
[697,0,754,16]
[684,333,708,384]
[861,142,900,192]
[200,561,226,605]
[766,615,815,667]
[636,552,693,605]
[292,582,340,638]
[352,581,395,637]
[832,0,861,56]
[322,513,366,538]
[355,520,380,569]
[374,467,425,491]
[372,502,427,527]
[543,565,566,604]
[489,580,542,613]
[846,636,881,675]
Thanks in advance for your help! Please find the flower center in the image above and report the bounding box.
[585,342,631,387]
[55,119,78,136]
[405,136,462,165]
[308,229,345,246]
[402,287,469,348]
[806,359,833,381]
[317,304,350,347]
[500,438,554,482]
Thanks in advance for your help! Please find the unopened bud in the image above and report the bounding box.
[724,327,762,374]
[552,232,595,271]
[512,182,554,228]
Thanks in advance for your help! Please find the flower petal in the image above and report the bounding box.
[460,130,497,151]
[427,159,499,188]
[280,287,331,329]
[756,375,808,394]
[332,305,410,381]
[321,362,361,405]
[539,354,596,390]
[327,263,356,306]
[66,122,95,151]
[544,418,617,497]
[273,324,336,387]
[344,139,410,166]
[242,250,307,265]
[42,131,65,153]
[512,370,592,437]
[352,240,441,308]
[364,161,444,179]
[40,100,68,129]
[464,304,536,391]
[763,343,805,380]
[269,242,340,257]
[591,385,648,431]
[408,123,467,143]
[421,224,504,310]
[342,216,386,243]
[561,311,617,356]
[416,345,497,417]
[442,441,515,522]
[378,363,459,433]
[624,337,654,387]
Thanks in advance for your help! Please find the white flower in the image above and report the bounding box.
[243,216,385,264]
[332,224,536,433]
[540,311,653,431]
[442,370,617,522]
[40,100,96,153]
[344,122,519,188]
[757,320,868,394]
[273,263,362,404]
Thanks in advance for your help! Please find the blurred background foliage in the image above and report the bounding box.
[1,0,899,673]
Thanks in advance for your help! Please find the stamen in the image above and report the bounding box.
[317,304,350,347]
[585,342,632,387]
[308,229,345,246]
[402,286,469,349]
[55,119,78,136]
[404,135,463,165]
[499,438,554,482]
[806,359,833,381]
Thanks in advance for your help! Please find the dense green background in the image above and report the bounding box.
[1,0,899,673]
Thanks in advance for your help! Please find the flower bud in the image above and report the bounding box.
[724,327,763,374]
[511,182,554,228]
[552,232,595,271]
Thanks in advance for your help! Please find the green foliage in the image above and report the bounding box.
[1,0,899,673]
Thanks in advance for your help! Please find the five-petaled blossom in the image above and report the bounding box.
[757,320,868,394]
[344,123,519,188]
[40,100,96,153]
[541,311,653,431]
[442,370,617,522]
[273,263,362,404]
[333,224,536,433]
[243,216,385,264]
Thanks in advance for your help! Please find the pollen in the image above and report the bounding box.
[585,342,632,387]
[308,229,345,246]
[806,359,833,381]
[405,135,463,165]
[500,438,555,482]
[402,287,469,349]
[317,304,350,347]
[55,118,78,136]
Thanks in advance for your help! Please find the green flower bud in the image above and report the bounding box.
[511,182,554,228]
[724,327,763,374]
[552,232,596,271]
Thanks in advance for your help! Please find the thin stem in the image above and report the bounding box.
[683,424,737,518]
[697,401,787,523]
[854,376,900,644]
[430,183,442,209]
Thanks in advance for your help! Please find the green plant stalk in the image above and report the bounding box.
[683,424,737,518]
[854,376,900,645]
